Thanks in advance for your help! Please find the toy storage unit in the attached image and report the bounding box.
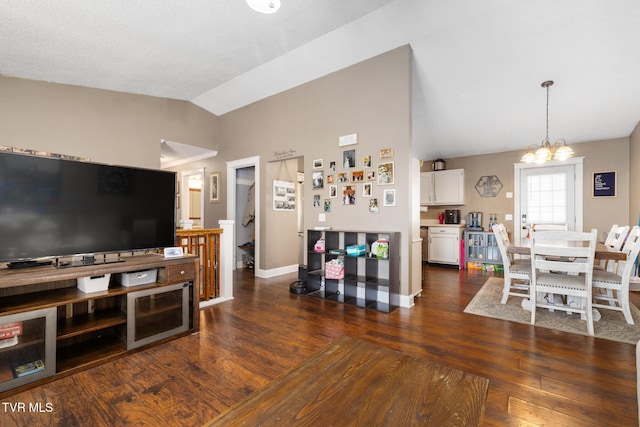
[464,230,503,271]
[306,229,400,313]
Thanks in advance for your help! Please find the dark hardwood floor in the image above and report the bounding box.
[3,265,638,426]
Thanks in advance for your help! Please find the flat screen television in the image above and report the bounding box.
[0,150,176,268]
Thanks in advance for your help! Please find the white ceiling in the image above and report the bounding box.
[2,0,640,161]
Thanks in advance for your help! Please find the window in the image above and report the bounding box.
[526,172,567,224]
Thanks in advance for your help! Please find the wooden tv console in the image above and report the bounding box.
[0,253,199,396]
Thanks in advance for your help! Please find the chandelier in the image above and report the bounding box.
[521,80,574,163]
[246,0,281,14]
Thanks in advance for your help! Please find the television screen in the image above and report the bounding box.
[0,151,176,265]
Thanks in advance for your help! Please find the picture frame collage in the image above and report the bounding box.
[312,137,396,214]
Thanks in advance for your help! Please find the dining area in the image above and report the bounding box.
[493,223,640,336]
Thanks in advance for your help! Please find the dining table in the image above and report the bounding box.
[507,240,627,261]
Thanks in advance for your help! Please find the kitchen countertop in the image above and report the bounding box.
[420,219,466,228]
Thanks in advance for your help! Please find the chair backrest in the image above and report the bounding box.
[604,224,630,251]
[492,224,511,268]
[498,223,510,244]
[614,226,640,280]
[531,223,569,232]
[530,229,598,278]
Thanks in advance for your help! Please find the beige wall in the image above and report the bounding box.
[0,75,219,169]
[421,136,632,238]
[630,121,640,225]
[5,49,637,297]
[211,46,414,289]
[1,46,414,292]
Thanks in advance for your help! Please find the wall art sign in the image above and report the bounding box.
[273,149,296,160]
[338,133,358,147]
[475,175,503,198]
[593,171,616,197]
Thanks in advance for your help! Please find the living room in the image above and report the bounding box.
[2,1,640,425]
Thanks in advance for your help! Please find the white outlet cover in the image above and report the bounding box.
[506,192,513,198]
[319,213,326,222]
[505,214,513,220]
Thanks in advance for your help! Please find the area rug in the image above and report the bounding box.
[464,277,640,344]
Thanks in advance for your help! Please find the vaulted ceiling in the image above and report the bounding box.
[2,0,640,161]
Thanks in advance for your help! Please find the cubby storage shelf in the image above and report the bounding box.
[306,230,400,313]
[56,335,126,373]
[57,309,127,340]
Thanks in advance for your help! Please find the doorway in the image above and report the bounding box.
[514,158,583,241]
[235,166,255,270]
[227,156,260,276]
[179,168,205,229]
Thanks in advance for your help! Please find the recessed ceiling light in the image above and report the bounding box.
[246,0,281,14]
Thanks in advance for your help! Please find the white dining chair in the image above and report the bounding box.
[592,226,640,324]
[596,224,630,271]
[530,229,598,335]
[492,224,530,304]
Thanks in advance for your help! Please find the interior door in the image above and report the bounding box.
[514,160,583,241]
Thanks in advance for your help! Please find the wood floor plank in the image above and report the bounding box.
[1,265,638,426]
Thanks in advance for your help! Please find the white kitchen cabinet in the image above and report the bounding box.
[428,226,462,267]
[420,169,464,206]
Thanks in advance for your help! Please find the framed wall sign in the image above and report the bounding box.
[593,171,616,197]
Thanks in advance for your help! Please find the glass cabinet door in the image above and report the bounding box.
[126,282,190,350]
[466,232,485,261]
[0,307,56,393]
[485,233,502,263]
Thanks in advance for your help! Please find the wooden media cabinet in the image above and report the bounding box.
[0,254,199,396]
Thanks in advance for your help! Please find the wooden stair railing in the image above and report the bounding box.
[176,228,222,301]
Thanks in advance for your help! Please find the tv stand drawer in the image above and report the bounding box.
[165,263,195,283]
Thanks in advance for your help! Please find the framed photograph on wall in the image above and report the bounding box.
[379,148,393,159]
[313,159,323,169]
[350,170,364,183]
[363,155,372,168]
[363,183,372,197]
[343,149,356,169]
[329,184,337,198]
[273,180,295,211]
[383,189,396,206]
[342,185,356,205]
[209,171,221,203]
[377,162,394,185]
[312,171,324,189]
[593,171,616,197]
[369,198,379,213]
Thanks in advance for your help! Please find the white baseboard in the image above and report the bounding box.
[199,296,234,309]
[399,289,422,308]
[255,264,299,278]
